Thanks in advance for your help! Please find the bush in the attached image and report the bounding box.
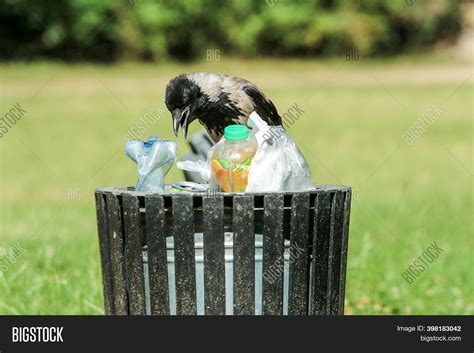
[0,0,461,61]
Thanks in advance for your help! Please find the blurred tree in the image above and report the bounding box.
[0,0,461,61]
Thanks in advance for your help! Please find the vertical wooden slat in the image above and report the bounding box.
[95,192,114,315]
[262,194,284,315]
[203,196,225,315]
[105,193,128,315]
[327,191,345,315]
[233,196,255,315]
[173,196,197,315]
[145,195,170,315]
[288,193,310,315]
[338,190,352,314]
[122,193,145,315]
[310,192,332,315]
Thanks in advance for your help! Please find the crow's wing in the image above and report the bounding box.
[243,85,282,126]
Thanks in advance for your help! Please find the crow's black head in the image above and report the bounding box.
[165,74,202,139]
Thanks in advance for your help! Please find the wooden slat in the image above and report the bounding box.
[327,191,345,315]
[233,196,255,315]
[173,196,197,315]
[310,192,332,315]
[338,190,352,314]
[288,193,310,315]
[121,194,145,315]
[203,196,225,315]
[262,194,284,315]
[145,195,170,315]
[95,192,114,315]
[105,193,128,315]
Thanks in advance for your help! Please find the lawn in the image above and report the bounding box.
[0,56,472,314]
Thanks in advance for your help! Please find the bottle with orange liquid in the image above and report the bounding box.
[210,125,257,192]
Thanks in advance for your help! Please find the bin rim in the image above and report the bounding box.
[95,184,351,197]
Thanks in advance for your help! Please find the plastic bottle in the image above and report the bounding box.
[125,136,177,192]
[210,125,257,192]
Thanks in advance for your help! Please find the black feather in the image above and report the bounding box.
[243,86,282,126]
[195,92,244,138]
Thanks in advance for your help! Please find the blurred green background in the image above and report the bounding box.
[0,0,472,315]
[0,0,462,61]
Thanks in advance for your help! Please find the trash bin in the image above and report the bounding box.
[95,185,351,315]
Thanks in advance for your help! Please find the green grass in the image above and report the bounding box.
[0,57,472,314]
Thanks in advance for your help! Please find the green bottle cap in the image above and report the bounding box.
[224,125,249,140]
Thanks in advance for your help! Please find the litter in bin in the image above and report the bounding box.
[125,136,177,192]
[171,181,208,193]
[246,112,313,192]
[177,112,313,192]
[177,159,211,182]
[209,125,257,192]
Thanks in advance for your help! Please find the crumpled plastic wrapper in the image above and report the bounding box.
[178,112,313,192]
[177,159,211,182]
[125,136,177,192]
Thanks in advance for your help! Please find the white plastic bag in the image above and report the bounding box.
[246,112,313,192]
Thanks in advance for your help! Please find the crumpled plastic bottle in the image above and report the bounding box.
[125,136,177,192]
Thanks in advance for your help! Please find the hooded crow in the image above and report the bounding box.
[165,72,282,142]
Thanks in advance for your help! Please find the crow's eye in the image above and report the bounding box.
[182,88,191,102]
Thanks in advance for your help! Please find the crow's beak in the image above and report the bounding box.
[172,107,191,139]
[173,113,180,137]
[181,109,190,140]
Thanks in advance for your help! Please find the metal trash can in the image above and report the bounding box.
[95,185,352,315]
